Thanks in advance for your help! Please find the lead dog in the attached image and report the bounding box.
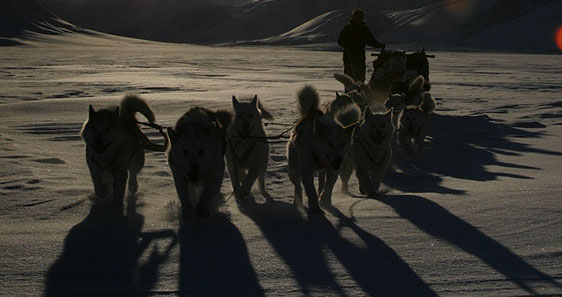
[347,107,395,196]
[80,94,166,208]
[226,95,273,199]
[167,107,232,220]
[398,92,436,157]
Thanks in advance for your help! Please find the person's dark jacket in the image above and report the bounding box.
[338,20,385,56]
[338,20,385,82]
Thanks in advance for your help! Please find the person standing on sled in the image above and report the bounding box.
[338,9,385,83]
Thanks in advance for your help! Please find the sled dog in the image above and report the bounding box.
[167,107,232,219]
[287,85,357,214]
[226,95,273,199]
[330,104,361,194]
[344,107,394,196]
[333,73,374,108]
[398,92,436,156]
[324,91,356,118]
[385,93,407,128]
[80,94,166,207]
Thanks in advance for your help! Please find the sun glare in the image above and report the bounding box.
[556,25,562,51]
[444,0,473,19]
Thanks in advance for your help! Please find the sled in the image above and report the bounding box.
[370,48,434,93]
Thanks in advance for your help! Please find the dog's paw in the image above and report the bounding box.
[365,191,379,198]
[359,186,366,195]
[234,189,250,200]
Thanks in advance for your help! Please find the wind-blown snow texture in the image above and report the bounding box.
[0,34,561,296]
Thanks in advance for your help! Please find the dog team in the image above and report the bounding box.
[81,65,436,220]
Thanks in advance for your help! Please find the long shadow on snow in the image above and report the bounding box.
[375,194,562,294]
[178,212,265,297]
[44,202,177,297]
[238,198,438,297]
[386,114,562,194]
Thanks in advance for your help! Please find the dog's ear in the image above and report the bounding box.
[336,91,340,98]
[167,127,177,145]
[88,105,95,118]
[251,95,258,108]
[351,92,364,105]
[232,95,239,108]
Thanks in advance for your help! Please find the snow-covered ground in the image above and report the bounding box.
[0,34,561,296]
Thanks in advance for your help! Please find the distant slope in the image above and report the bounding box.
[242,0,561,52]
[31,0,562,52]
[0,0,87,39]
[237,9,389,45]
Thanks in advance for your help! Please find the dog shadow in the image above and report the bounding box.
[237,197,438,296]
[44,198,177,297]
[386,114,562,194]
[177,211,265,297]
[374,194,561,294]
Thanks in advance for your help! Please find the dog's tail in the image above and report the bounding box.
[120,94,168,152]
[333,73,359,91]
[297,85,320,118]
[258,101,274,120]
[120,94,155,124]
[335,104,361,127]
[408,75,425,97]
[420,93,437,114]
[215,110,233,131]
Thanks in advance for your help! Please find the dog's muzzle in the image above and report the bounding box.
[93,141,110,154]
[239,123,254,136]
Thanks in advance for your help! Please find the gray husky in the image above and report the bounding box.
[287,85,357,214]
[80,94,166,207]
[396,75,437,156]
[345,107,395,197]
[398,92,436,157]
[226,95,273,199]
[167,107,232,220]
